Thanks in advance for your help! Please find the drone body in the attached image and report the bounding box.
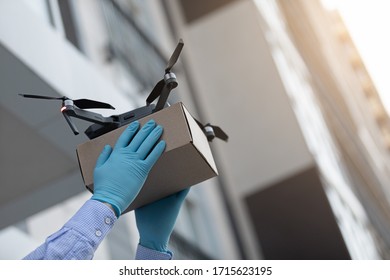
[20,39,228,142]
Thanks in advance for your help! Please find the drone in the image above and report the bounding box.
[19,39,228,142]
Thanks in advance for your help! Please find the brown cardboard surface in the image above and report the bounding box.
[76,102,218,213]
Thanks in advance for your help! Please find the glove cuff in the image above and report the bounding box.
[139,238,169,253]
[91,195,121,218]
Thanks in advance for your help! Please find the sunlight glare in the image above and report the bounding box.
[322,0,390,114]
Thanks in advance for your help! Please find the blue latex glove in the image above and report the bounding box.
[92,119,165,217]
[135,188,190,252]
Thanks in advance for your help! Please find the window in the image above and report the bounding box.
[57,0,83,51]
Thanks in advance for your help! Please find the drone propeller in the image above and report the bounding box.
[19,94,115,110]
[165,39,184,73]
[194,118,228,142]
[72,99,115,110]
[210,125,229,142]
[146,79,164,105]
[146,39,184,107]
[19,94,66,100]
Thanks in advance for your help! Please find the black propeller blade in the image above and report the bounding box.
[19,94,115,110]
[211,125,229,142]
[146,79,165,105]
[146,39,184,106]
[74,99,115,110]
[19,94,66,100]
[165,39,184,73]
[194,118,229,142]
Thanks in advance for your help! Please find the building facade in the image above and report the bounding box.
[163,0,390,259]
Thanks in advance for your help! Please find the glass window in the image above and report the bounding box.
[57,0,83,51]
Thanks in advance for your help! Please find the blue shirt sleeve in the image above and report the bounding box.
[23,199,117,260]
[135,244,172,260]
[22,199,173,260]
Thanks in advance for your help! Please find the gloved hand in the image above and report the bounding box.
[92,119,165,217]
[135,188,190,252]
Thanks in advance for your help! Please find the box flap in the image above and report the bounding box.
[181,105,218,175]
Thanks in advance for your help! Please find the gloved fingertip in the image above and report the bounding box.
[102,145,113,156]
[128,121,140,130]
[155,140,166,155]
[146,119,156,125]
[144,140,166,167]
[159,140,166,148]
[96,145,112,168]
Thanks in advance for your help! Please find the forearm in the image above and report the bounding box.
[23,200,117,260]
[22,199,173,260]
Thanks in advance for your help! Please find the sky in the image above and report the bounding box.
[321,0,390,115]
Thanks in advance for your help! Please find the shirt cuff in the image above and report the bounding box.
[135,244,173,260]
[63,199,117,250]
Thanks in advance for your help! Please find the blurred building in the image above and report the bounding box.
[277,0,390,258]
[1,0,390,260]
[163,0,390,259]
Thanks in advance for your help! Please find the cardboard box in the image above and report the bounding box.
[76,102,218,213]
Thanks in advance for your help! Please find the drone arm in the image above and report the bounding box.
[66,107,115,124]
[61,107,116,135]
[62,112,79,135]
